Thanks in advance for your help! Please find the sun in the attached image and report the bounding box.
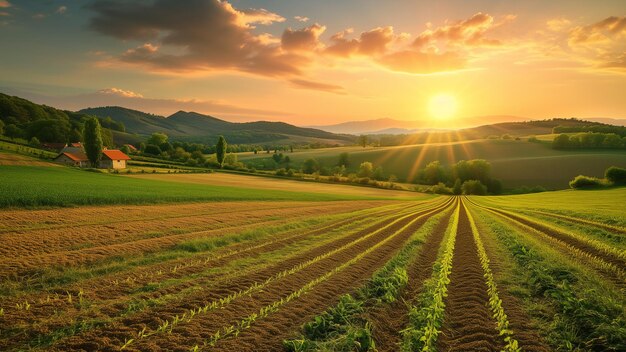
[428,94,458,120]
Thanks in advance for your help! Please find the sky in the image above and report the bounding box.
[0,0,625,127]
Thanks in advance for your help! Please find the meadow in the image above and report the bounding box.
[0,184,624,351]
[0,166,383,207]
[240,139,626,189]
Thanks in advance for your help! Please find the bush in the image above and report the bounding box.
[462,180,488,195]
[569,175,602,189]
[605,166,626,185]
[429,182,452,195]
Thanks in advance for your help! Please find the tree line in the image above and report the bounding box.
[413,159,502,195]
[552,132,626,149]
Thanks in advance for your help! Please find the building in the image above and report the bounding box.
[99,149,131,169]
[54,151,89,167]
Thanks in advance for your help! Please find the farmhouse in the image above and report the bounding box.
[54,151,89,167]
[99,149,131,169]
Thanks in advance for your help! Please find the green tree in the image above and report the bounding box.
[373,166,385,181]
[423,161,444,185]
[358,161,374,178]
[552,134,570,149]
[462,180,487,195]
[29,137,40,147]
[147,132,168,147]
[83,117,103,167]
[605,166,626,185]
[358,135,368,148]
[303,158,320,174]
[120,145,131,155]
[216,135,227,168]
[338,152,349,167]
[0,120,4,135]
[452,178,462,195]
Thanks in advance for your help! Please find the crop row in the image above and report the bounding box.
[116,202,447,350]
[189,205,441,351]
[283,203,453,351]
[464,205,520,352]
[401,199,460,351]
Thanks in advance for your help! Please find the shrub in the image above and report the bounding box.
[605,166,626,185]
[462,180,487,195]
[429,182,452,195]
[569,175,602,189]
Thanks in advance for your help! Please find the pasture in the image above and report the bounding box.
[0,185,624,351]
[240,139,626,189]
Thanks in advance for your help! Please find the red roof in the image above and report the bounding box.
[70,142,83,148]
[57,152,88,162]
[102,149,131,160]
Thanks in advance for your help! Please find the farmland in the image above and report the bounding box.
[0,186,624,351]
[239,139,626,189]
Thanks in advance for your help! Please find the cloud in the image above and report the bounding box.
[326,26,395,57]
[289,79,345,94]
[377,50,465,74]
[569,16,626,45]
[294,16,309,23]
[88,0,304,77]
[98,87,144,98]
[601,52,626,69]
[32,13,46,19]
[0,1,10,8]
[412,12,501,48]
[56,6,67,15]
[547,17,571,32]
[281,23,326,51]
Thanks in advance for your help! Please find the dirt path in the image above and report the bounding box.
[437,202,502,352]
[49,202,447,351]
[367,202,453,350]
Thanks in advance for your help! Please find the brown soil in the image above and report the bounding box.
[0,203,428,350]
[488,208,626,271]
[437,202,503,352]
[367,201,455,351]
[476,208,551,352]
[50,202,447,351]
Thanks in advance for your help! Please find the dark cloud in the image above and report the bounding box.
[89,0,302,77]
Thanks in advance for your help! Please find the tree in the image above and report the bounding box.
[552,134,570,149]
[144,144,162,156]
[0,120,4,135]
[4,124,22,139]
[452,178,462,195]
[303,158,320,174]
[338,152,349,167]
[148,132,168,147]
[462,180,487,195]
[423,161,444,185]
[358,135,368,148]
[29,137,40,147]
[83,117,103,167]
[358,162,374,178]
[216,135,227,168]
[120,145,131,155]
[605,166,626,185]
[373,166,385,181]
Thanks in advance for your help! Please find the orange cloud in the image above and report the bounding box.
[289,79,345,94]
[569,16,626,45]
[326,27,395,57]
[281,24,326,52]
[0,1,10,8]
[413,12,501,48]
[98,87,144,98]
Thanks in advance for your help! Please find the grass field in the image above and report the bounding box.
[128,171,424,199]
[0,186,624,351]
[0,166,392,207]
[240,139,626,189]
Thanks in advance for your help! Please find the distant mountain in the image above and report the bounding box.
[80,106,352,145]
[308,118,424,134]
[587,117,626,126]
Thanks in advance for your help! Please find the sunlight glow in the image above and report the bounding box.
[428,94,458,120]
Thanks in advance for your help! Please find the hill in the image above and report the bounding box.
[80,106,353,145]
[240,138,626,189]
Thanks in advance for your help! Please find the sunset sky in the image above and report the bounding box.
[0,0,625,127]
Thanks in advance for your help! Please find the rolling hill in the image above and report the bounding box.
[80,106,353,145]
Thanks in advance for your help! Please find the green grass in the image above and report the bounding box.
[240,139,626,189]
[0,166,375,208]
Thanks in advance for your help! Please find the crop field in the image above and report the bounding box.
[0,188,624,351]
[240,139,626,188]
